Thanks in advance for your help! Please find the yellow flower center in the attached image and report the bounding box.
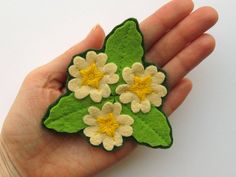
[79,63,104,88]
[96,113,120,137]
[129,75,153,100]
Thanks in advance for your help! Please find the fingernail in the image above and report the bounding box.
[85,24,101,40]
[90,24,100,34]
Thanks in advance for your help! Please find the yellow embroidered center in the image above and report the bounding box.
[96,113,120,137]
[129,75,153,100]
[79,63,104,88]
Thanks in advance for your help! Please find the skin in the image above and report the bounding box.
[0,0,218,177]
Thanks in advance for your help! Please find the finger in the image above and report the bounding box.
[45,25,105,77]
[140,0,194,50]
[164,33,215,89]
[163,78,192,116]
[146,6,218,66]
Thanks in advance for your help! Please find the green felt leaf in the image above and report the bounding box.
[43,93,113,133]
[104,19,144,93]
[105,18,144,79]
[122,105,172,148]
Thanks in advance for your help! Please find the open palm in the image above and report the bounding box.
[1,1,218,177]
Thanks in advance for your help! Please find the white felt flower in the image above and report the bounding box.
[83,102,134,151]
[68,51,119,102]
[116,62,167,113]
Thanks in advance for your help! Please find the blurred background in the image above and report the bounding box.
[0,0,235,177]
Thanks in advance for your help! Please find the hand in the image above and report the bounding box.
[0,0,218,177]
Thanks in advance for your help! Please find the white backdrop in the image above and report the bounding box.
[0,0,235,177]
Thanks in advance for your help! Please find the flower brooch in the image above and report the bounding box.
[43,18,172,151]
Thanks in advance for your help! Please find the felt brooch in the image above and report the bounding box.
[43,18,173,151]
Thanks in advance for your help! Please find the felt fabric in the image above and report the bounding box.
[104,20,144,94]
[44,94,113,133]
[116,62,167,113]
[43,18,173,151]
[122,104,172,148]
[105,20,144,75]
[83,102,134,151]
[67,51,119,103]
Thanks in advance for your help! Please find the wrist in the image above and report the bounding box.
[0,136,21,177]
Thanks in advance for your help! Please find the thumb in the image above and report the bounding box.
[46,24,106,74]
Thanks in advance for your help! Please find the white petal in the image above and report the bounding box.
[116,84,129,94]
[153,72,166,84]
[102,102,113,114]
[73,56,87,69]
[74,86,90,99]
[131,100,141,113]
[100,84,111,98]
[113,102,122,115]
[132,63,144,75]
[83,115,97,126]
[152,85,167,97]
[90,89,102,103]
[103,63,117,74]
[120,92,135,104]
[88,106,101,117]
[114,132,123,146]
[68,78,80,91]
[145,65,157,75]
[140,100,151,113]
[90,134,104,146]
[117,115,134,125]
[96,53,107,67]
[103,74,119,84]
[122,67,134,84]
[148,93,162,107]
[86,51,97,64]
[68,65,80,77]
[117,125,133,137]
[83,126,98,137]
[103,136,115,151]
